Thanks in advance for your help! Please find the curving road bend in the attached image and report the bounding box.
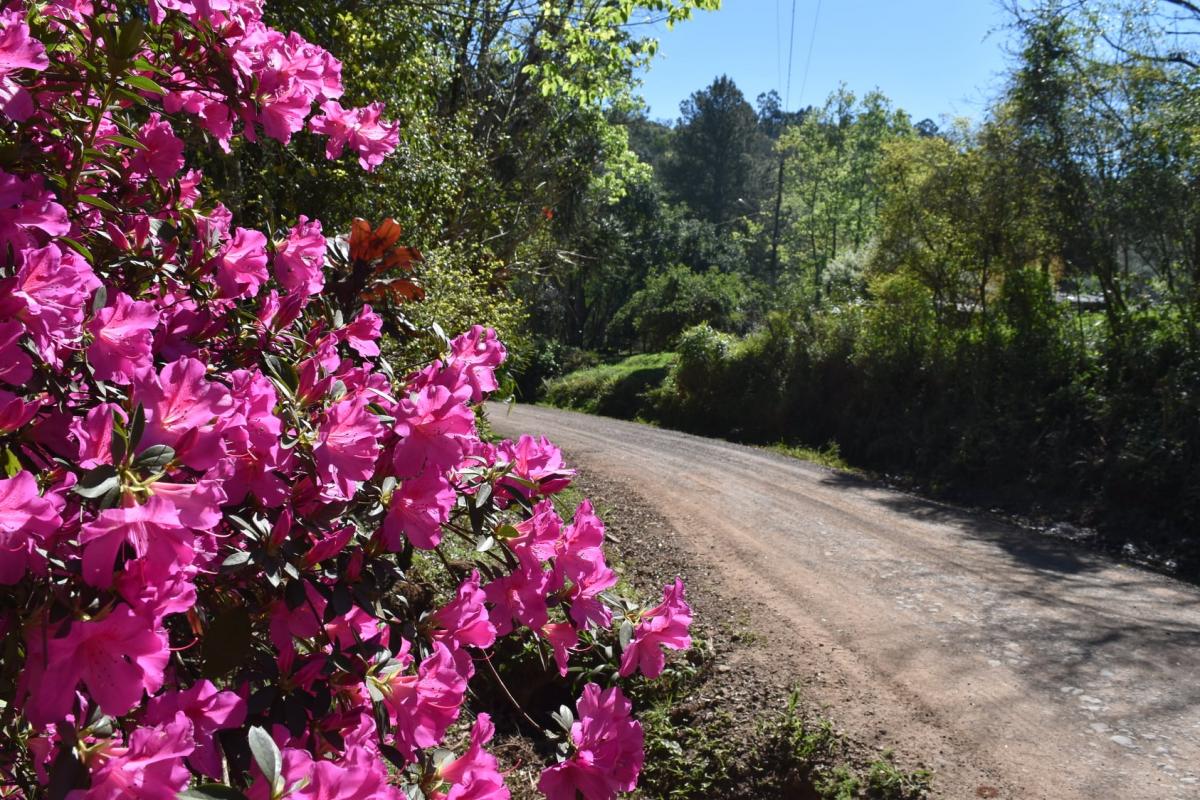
[487,403,1200,800]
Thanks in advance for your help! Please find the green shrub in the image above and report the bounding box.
[542,353,678,419]
[613,265,754,351]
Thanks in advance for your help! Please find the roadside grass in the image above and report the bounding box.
[540,355,868,475]
[636,685,931,800]
[541,352,676,419]
[764,440,858,473]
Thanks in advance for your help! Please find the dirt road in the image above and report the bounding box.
[488,403,1200,799]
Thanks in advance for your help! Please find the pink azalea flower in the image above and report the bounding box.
[70,403,121,468]
[215,227,269,299]
[134,357,236,471]
[619,578,693,679]
[392,384,475,478]
[147,474,227,531]
[269,582,381,656]
[497,435,575,501]
[314,396,383,500]
[341,304,382,357]
[87,292,158,384]
[251,78,313,145]
[377,641,467,761]
[75,712,194,800]
[381,468,455,550]
[305,756,402,800]
[114,563,198,625]
[22,606,169,726]
[0,8,49,121]
[0,171,69,245]
[309,100,399,171]
[302,523,354,567]
[130,113,185,184]
[507,500,563,563]
[0,319,33,384]
[555,501,617,629]
[483,552,549,636]
[164,89,234,151]
[248,745,400,800]
[433,571,496,651]
[143,680,246,778]
[147,0,194,24]
[541,622,578,677]
[0,243,100,365]
[537,684,643,800]
[222,369,289,505]
[246,743,313,800]
[0,470,61,583]
[78,496,193,589]
[0,387,40,433]
[446,326,506,403]
[273,215,325,297]
[437,713,509,800]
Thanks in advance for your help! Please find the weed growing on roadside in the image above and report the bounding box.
[766,440,857,472]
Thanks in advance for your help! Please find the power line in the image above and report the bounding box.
[784,0,799,109]
[775,0,783,94]
[796,0,823,109]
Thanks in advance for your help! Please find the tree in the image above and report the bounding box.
[664,75,769,225]
[612,264,753,350]
[778,87,913,300]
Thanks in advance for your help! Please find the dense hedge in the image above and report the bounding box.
[546,270,1200,570]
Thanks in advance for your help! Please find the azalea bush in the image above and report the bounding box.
[0,2,691,799]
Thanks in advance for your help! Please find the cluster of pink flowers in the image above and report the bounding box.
[0,2,691,799]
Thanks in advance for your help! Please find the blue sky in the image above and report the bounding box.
[636,0,1015,124]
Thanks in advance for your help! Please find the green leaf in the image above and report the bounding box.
[220,551,252,571]
[128,404,146,451]
[98,484,122,510]
[494,524,520,540]
[179,783,250,800]
[2,447,22,477]
[109,423,127,465]
[73,465,120,499]
[133,444,175,470]
[55,236,94,263]
[107,134,146,151]
[132,56,169,76]
[619,619,634,650]
[248,726,282,785]
[115,18,144,62]
[77,194,118,213]
[112,87,148,106]
[124,75,166,95]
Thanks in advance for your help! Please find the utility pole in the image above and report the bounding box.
[769,154,785,279]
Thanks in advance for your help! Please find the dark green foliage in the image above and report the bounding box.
[663,75,770,225]
[612,265,753,351]
[542,353,677,419]
[569,279,1199,567]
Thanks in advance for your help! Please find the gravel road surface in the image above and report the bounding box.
[488,403,1200,799]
